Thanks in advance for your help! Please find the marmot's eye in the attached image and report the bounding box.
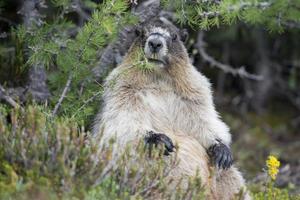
[134,26,143,37]
[172,34,177,41]
[135,29,141,37]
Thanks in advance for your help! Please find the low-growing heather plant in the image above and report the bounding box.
[0,105,102,199]
[0,105,207,199]
[1,106,300,199]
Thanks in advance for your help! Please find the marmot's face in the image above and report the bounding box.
[144,26,170,66]
[136,18,188,68]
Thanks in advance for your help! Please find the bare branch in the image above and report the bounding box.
[0,85,22,109]
[196,32,263,81]
[0,16,17,26]
[198,1,271,18]
[52,74,72,116]
[282,21,300,29]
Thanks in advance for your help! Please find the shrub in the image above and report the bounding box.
[0,105,206,199]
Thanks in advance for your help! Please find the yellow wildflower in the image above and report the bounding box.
[266,155,280,180]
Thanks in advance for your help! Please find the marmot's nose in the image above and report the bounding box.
[148,39,163,53]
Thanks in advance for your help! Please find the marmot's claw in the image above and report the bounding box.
[208,142,233,170]
[144,131,175,156]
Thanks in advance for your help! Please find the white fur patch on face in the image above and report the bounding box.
[150,27,170,38]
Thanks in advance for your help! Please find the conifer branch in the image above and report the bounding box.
[196,32,263,81]
[0,85,22,109]
[71,89,103,118]
[51,27,95,116]
[199,1,271,18]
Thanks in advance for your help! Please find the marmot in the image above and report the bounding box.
[93,18,250,200]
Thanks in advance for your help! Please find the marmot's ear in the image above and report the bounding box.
[180,29,188,43]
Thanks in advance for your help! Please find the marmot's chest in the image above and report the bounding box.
[140,87,177,112]
[138,87,196,128]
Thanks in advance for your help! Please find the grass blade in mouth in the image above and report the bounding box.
[147,58,166,65]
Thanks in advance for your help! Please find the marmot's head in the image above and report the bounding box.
[134,18,188,68]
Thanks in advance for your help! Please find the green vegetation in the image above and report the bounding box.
[0,105,298,199]
[162,0,300,32]
[0,105,206,199]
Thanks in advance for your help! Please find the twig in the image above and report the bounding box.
[52,74,72,116]
[139,180,160,196]
[196,32,263,81]
[0,85,22,109]
[281,21,300,29]
[198,1,271,18]
[71,90,103,118]
[51,22,96,116]
[139,156,177,197]
[0,16,17,26]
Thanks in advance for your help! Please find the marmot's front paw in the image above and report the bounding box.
[144,131,175,156]
[207,142,233,170]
